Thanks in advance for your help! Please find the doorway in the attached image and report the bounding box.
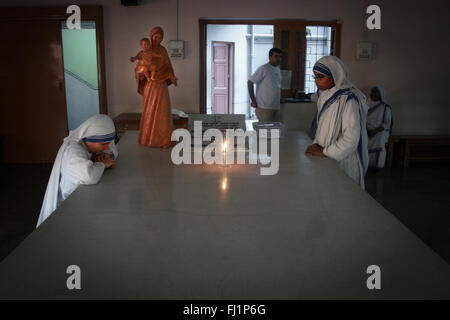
[205,24,274,118]
[61,20,100,131]
[0,7,107,163]
[0,18,68,163]
[211,41,234,114]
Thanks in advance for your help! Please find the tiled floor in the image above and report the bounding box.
[1,163,449,265]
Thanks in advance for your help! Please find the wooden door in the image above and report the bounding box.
[212,42,233,114]
[0,18,68,163]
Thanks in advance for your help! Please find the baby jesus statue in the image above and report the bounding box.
[130,37,161,84]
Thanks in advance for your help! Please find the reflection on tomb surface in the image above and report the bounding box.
[1,130,450,299]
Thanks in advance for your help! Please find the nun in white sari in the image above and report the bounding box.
[36,114,118,228]
[367,86,393,169]
[307,56,369,189]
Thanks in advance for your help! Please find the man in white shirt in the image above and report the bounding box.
[247,48,282,122]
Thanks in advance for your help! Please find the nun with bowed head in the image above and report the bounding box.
[37,114,118,227]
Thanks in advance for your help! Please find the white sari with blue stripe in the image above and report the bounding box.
[310,56,369,189]
[367,91,392,169]
[37,114,118,228]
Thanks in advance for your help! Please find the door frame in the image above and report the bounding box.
[0,6,108,115]
[199,19,341,114]
[211,41,234,114]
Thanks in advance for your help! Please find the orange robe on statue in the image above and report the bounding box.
[137,45,176,148]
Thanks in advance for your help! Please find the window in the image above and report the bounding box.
[304,26,332,93]
[273,21,339,97]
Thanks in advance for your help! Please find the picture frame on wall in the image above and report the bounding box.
[169,40,185,59]
[356,42,373,60]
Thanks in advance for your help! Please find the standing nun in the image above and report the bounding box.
[366,86,393,170]
[37,114,118,227]
[306,56,369,189]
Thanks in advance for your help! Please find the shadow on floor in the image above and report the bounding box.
[0,164,52,262]
[365,166,450,264]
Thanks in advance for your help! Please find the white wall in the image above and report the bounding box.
[3,0,450,134]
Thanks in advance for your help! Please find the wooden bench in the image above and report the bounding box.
[387,135,450,168]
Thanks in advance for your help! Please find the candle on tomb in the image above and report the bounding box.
[222,138,227,167]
